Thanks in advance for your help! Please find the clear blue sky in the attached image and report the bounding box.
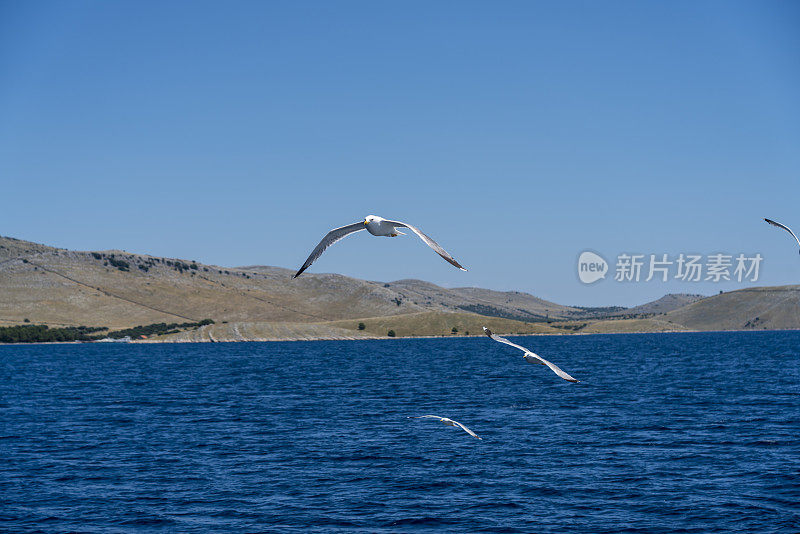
[1,1,799,306]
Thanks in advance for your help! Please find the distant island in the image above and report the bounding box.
[1,235,798,343]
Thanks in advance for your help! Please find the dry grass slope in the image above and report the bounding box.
[326,311,563,338]
[665,286,800,331]
[0,236,571,335]
[152,322,378,342]
[3,235,800,341]
[613,293,707,316]
[579,318,692,334]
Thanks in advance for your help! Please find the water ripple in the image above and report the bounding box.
[1,332,799,532]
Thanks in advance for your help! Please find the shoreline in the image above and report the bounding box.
[2,328,799,346]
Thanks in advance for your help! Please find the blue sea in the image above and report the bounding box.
[1,331,799,532]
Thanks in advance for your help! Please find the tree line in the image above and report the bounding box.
[0,319,214,343]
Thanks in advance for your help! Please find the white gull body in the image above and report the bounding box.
[293,215,466,278]
[483,327,579,383]
[408,415,482,440]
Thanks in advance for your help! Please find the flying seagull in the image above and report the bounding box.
[482,327,579,383]
[293,215,467,278]
[408,415,482,440]
[764,218,800,254]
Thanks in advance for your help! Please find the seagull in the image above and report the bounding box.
[764,218,800,254]
[482,327,579,383]
[293,215,467,278]
[408,415,482,440]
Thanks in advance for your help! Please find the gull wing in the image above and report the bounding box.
[482,327,532,353]
[384,219,467,271]
[452,420,482,440]
[524,352,580,383]
[409,416,481,440]
[293,222,366,278]
[765,218,800,248]
[483,327,579,383]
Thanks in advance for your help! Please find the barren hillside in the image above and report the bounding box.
[3,235,799,341]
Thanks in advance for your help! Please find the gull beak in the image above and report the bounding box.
[363,220,368,225]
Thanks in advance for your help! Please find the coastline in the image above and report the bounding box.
[3,327,798,346]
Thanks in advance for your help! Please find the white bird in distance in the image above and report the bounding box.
[407,415,482,440]
[764,218,800,254]
[293,215,467,278]
[483,327,579,383]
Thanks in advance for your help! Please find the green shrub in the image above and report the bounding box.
[107,257,129,271]
[387,330,396,337]
[105,319,214,339]
[0,324,103,343]
[358,322,366,330]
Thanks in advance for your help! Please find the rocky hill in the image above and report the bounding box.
[663,286,800,331]
[611,293,707,317]
[2,235,799,341]
[0,235,574,331]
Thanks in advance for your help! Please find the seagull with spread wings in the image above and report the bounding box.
[483,327,579,383]
[764,218,800,254]
[293,215,467,278]
[408,415,482,440]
